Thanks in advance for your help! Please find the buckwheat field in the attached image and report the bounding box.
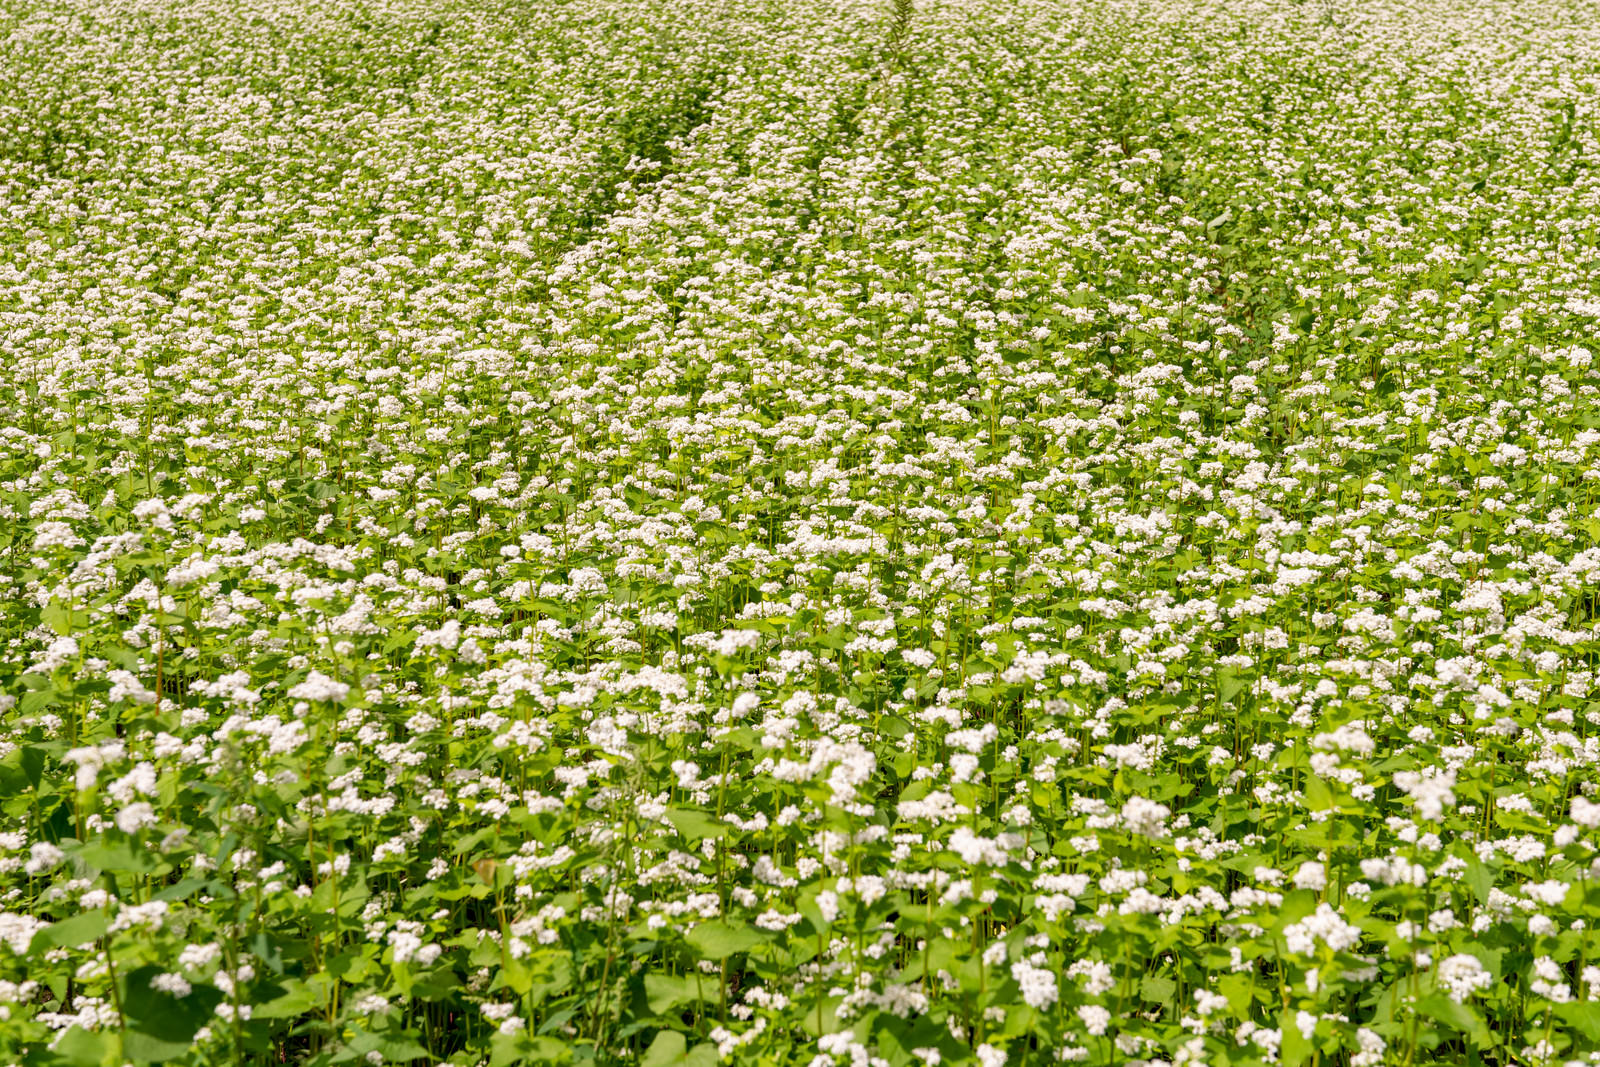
[5,0,1600,1063]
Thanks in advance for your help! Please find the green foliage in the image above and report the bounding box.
[2,0,1600,1064]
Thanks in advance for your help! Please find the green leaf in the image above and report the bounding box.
[346,1026,434,1062]
[641,1031,719,1067]
[1416,993,1488,1040]
[1464,856,1493,905]
[665,808,727,841]
[20,685,61,715]
[1280,1011,1312,1067]
[51,1025,119,1067]
[1556,1001,1600,1043]
[685,919,763,960]
[40,599,75,636]
[0,751,30,800]
[490,1033,573,1065]
[250,929,286,973]
[30,909,110,955]
[121,964,225,1048]
[252,977,319,1019]
[642,1032,687,1067]
[152,878,212,903]
[1140,975,1176,1004]
[525,949,574,1002]
[124,1028,195,1063]
[644,973,713,1014]
[74,839,161,875]
[1218,972,1255,1015]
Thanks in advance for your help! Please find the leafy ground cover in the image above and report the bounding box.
[3,0,1600,1063]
